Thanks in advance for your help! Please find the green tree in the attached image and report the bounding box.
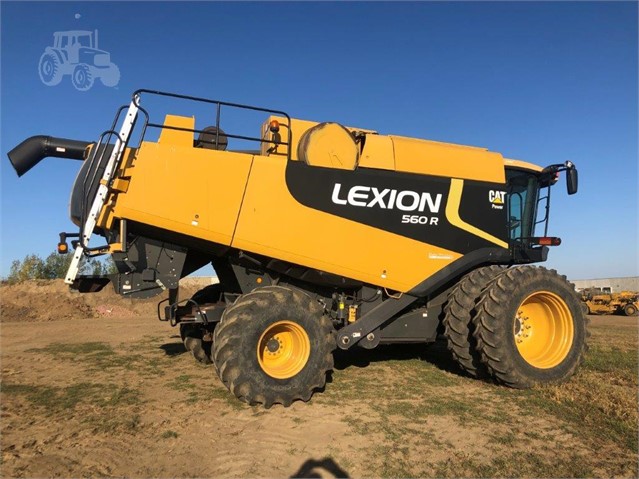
[82,256,118,275]
[6,251,119,283]
[7,254,45,283]
[41,252,74,279]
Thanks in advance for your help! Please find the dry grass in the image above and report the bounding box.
[1,316,637,478]
[317,330,638,477]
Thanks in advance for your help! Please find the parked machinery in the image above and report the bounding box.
[581,289,638,316]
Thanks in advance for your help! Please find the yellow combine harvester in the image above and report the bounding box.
[8,89,587,407]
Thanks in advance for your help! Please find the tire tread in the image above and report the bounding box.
[473,265,589,388]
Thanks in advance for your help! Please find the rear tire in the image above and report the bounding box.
[474,266,589,388]
[178,284,221,365]
[180,324,212,365]
[442,265,504,378]
[212,286,335,408]
[624,304,637,316]
[191,284,222,304]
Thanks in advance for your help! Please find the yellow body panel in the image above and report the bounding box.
[112,142,252,246]
[260,116,511,182]
[391,136,506,183]
[95,114,527,291]
[232,155,462,292]
[159,115,196,147]
[111,178,130,193]
[504,158,544,172]
[358,134,395,170]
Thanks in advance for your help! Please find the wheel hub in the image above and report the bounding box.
[514,312,531,343]
[266,338,281,353]
[257,320,311,379]
[513,291,574,369]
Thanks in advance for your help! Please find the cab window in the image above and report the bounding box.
[506,170,540,241]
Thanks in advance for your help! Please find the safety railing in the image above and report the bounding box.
[132,89,292,158]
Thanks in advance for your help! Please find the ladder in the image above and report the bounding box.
[64,96,140,285]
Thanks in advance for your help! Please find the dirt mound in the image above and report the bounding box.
[0,279,210,322]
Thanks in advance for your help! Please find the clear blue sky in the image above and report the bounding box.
[1,1,637,280]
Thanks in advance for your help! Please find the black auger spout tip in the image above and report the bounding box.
[7,135,91,177]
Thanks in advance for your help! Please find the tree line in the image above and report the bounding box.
[6,251,117,284]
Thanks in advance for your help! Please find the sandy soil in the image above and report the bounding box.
[0,281,637,478]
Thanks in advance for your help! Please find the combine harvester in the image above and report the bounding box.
[8,90,588,407]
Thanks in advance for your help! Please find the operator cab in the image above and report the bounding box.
[506,161,578,261]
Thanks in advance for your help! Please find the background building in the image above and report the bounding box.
[571,277,639,293]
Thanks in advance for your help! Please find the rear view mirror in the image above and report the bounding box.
[566,163,578,195]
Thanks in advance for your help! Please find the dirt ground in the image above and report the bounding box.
[1,280,637,478]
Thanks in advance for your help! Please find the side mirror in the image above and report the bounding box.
[566,163,578,195]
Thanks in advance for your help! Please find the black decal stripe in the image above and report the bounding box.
[446,179,509,248]
[285,161,508,255]
[458,181,509,242]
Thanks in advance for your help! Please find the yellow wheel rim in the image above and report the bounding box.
[257,321,311,379]
[514,291,574,369]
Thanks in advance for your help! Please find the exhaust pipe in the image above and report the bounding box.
[8,135,91,177]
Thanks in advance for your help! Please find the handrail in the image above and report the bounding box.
[132,89,293,159]
[144,123,290,147]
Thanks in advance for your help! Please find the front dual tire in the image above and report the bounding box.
[473,266,589,388]
[442,265,505,378]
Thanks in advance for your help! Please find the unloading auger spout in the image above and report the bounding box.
[8,135,90,177]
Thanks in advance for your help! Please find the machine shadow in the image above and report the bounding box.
[159,341,188,357]
[290,456,350,478]
[159,336,469,377]
[332,338,467,378]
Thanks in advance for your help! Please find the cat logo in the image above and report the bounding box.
[489,190,505,210]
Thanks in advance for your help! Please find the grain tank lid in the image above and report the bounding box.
[297,122,360,170]
[260,115,377,159]
[390,135,506,184]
